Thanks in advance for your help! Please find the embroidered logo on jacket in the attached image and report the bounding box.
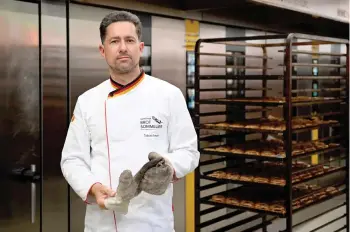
[140,116,163,137]
[152,116,162,124]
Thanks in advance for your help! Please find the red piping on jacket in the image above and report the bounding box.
[104,100,118,232]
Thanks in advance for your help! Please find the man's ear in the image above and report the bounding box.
[99,44,105,58]
[139,41,144,53]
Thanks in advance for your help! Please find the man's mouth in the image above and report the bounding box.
[117,56,130,60]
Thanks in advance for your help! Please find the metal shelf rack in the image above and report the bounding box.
[194,33,349,232]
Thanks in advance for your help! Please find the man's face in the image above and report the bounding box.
[99,21,144,74]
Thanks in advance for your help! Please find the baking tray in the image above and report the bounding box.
[201,121,341,134]
[201,183,345,217]
[201,143,342,160]
[199,97,342,107]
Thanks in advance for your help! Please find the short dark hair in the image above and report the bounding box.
[99,11,142,43]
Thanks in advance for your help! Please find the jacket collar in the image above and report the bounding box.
[108,69,145,98]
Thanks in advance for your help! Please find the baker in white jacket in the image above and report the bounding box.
[60,10,199,232]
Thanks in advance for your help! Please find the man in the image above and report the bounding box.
[60,10,200,232]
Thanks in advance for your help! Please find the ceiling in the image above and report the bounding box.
[132,0,349,39]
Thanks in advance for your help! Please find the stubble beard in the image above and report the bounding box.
[113,59,139,74]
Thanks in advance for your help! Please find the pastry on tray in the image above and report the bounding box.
[226,197,240,206]
[231,147,245,154]
[240,175,254,182]
[305,145,317,152]
[229,123,245,128]
[240,200,255,208]
[299,197,310,205]
[253,176,270,184]
[292,200,301,210]
[254,202,270,211]
[269,204,286,214]
[211,195,226,203]
[261,150,276,157]
[298,172,312,180]
[215,123,230,128]
[272,124,286,131]
[326,187,339,195]
[260,124,275,130]
[300,196,313,205]
[270,177,286,186]
[311,168,324,176]
[308,184,321,191]
[208,171,227,179]
[304,198,314,205]
[313,191,327,200]
[226,172,240,180]
[215,147,232,152]
[292,175,301,183]
[245,149,260,156]
[293,161,310,168]
[245,124,261,129]
[275,148,286,157]
[318,193,328,200]
[292,149,304,156]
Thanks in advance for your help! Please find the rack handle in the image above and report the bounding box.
[30,164,36,224]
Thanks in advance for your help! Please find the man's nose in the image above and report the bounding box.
[119,40,127,52]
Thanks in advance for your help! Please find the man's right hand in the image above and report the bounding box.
[89,183,116,209]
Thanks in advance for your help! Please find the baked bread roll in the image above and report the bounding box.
[226,197,240,206]
[269,204,286,214]
[239,175,254,182]
[208,171,227,179]
[226,172,240,180]
[216,123,230,128]
[231,147,245,154]
[245,149,260,156]
[211,195,226,203]
[253,176,269,184]
[326,187,339,195]
[270,177,286,186]
[229,123,244,128]
[245,124,261,129]
[240,200,254,208]
[215,147,231,152]
[254,202,270,211]
[261,150,276,157]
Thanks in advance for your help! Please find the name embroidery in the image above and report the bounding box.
[140,116,163,137]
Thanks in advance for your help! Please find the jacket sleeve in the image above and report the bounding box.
[60,97,99,204]
[163,87,200,179]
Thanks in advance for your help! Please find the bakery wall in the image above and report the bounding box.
[151,16,186,94]
[151,15,187,232]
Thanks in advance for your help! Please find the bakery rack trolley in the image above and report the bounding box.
[193,33,349,232]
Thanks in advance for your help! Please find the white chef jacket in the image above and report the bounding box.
[61,71,200,232]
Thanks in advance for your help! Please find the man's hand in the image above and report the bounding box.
[89,183,116,209]
[103,170,137,214]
